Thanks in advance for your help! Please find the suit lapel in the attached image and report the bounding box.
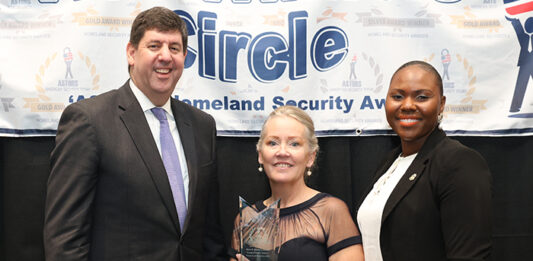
[381,156,427,222]
[117,83,181,233]
[381,128,446,223]
[355,148,400,213]
[171,99,198,234]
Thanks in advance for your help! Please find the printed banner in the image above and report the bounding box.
[1,0,532,137]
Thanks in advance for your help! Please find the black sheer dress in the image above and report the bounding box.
[231,193,362,260]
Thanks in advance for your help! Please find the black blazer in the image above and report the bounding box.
[357,128,492,261]
[44,81,225,260]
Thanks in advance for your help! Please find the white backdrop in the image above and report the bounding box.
[1,0,532,137]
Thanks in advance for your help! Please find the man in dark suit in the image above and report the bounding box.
[44,7,226,260]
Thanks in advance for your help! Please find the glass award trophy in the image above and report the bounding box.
[238,196,281,261]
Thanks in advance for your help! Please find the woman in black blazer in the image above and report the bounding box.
[356,61,492,261]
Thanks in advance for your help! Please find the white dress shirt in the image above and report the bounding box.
[129,80,189,204]
[357,153,417,261]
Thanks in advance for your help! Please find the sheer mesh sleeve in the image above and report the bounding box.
[317,196,361,253]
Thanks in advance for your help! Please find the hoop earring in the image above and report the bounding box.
[258,164,263,172]
[438,113,443,123]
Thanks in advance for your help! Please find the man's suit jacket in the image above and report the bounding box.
[44,81,225,260]
[356,128,492,261]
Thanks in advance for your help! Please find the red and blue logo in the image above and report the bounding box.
[504,0,533,15]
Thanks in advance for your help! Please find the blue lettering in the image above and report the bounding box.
[297,99,308,109]
[374,98,385,109]
[360,96,374,110]
[311,26,349,72]
[175,95,264,111]
[180,98,192,105]
[248,32,288,82]
[289,11,307,80]
[175,10,198,68]
[193,99,211,109]
[198,11,218,79]
[68,95,96,103]
[175,9,348,83]
[219,31,251,82]
[272,96,285,108]
[224,96,229,109]
[248,11,308,82]
[285,99,297,106]
[212,99,223,109]
[229,99,240,110]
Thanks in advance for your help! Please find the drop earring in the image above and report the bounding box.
[258,164,263,172]
[306,169,312,176]
[438,113,443,123]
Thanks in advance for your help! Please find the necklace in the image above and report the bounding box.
[373,155,403,195]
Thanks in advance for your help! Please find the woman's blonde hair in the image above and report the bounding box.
[256,106,319,166]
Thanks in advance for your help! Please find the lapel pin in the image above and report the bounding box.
[409,173,417,181]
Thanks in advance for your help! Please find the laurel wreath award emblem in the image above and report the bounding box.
[424,53,487,116]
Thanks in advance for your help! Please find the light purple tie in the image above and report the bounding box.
[151,107,187,231]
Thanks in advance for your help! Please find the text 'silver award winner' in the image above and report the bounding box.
[237,196,281,261]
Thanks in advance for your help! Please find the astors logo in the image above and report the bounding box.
[340,54,361,89]
[504,0,533,117]
[63,47,74,79]
[441,48,451,81]
[440,48,455,89]
[424,51,487,119]
[349,55,358,81]
[341,53,384,93]
[25,48,101,112]
[26,52,62,112]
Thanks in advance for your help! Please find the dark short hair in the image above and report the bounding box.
[391,60,443,96]
[128,6,188,72]
[130,6,188,49]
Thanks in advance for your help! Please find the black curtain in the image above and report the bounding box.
[1,135,532,260]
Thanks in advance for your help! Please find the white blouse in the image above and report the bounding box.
[357,153,417,261]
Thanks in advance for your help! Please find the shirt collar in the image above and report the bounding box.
[129,79,173,114]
